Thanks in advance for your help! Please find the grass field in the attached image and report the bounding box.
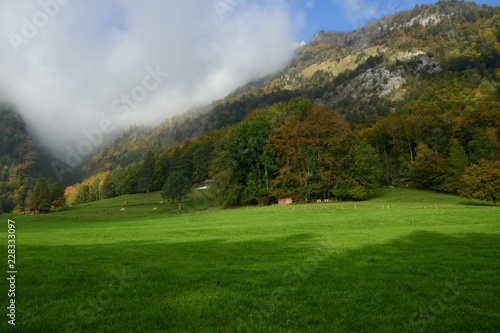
[1,188,499,332]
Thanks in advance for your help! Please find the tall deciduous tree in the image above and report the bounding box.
[75,184,90,205]
[101,173,116,199]
[410,143,447,190]
[442,138,469,193]
[124,162,140,194]
[31,178,51,212]
[229,116,272,205]
[162,171,192,212]
[210,115,273,206]
[468,130,496,164]
[209,130,240,207]
[110,166,127,196]
[50,181,66,211]
[460,159,500,206]
[269,100,350,202]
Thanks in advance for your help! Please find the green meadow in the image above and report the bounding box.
[1,188,499,332]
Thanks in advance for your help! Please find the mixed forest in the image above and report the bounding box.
[1,0,500,213]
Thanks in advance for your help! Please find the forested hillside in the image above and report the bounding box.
[67,1,499,208]
[0,106,39,213]
[83,1,499,174]
[2,0,500,212]
[81,90,300,176]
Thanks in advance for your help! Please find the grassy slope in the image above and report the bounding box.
[1,189,499,332]
[301,46,381,78]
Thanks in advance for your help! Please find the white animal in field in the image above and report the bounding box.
[159,201,164,205]
[152,207,158,212]
[120,208,125,212]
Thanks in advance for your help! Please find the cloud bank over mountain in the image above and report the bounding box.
[0,0,297,160]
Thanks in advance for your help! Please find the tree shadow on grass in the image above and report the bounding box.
[282,231,500,333]
[12,232,500,333]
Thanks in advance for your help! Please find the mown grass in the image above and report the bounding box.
[1,188,499,332]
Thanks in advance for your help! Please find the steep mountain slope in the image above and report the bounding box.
[82,1,499,178]
[246,0,498,122]
[0,105,39,212]
[59,1,500,209]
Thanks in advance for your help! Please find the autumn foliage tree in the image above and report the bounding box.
[442,138,469,193]
[50,182,66,211]
[332,142,382,200]
[162,171,192,211]
[410,143,447,191]
[30,178,51,212]
[268,100,345,201]
[460,159,500,206]
[267,98,379,202]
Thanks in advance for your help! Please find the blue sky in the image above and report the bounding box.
[294,0,500,42]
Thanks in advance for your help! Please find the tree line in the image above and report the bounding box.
[62,94,499,209]
[4,1,500,213]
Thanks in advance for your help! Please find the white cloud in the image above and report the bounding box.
[0,0,296,160]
